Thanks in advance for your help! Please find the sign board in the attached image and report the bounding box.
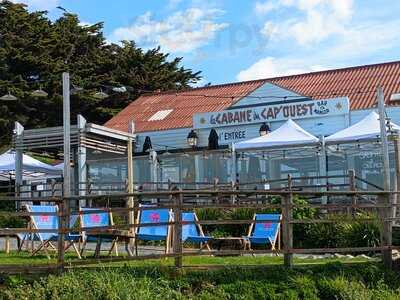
[193,97,349,129]
[217,128,250,144]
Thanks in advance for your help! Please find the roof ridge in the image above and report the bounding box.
[140,79,267,97]
[140,60,400,97]
[267,60,400,81]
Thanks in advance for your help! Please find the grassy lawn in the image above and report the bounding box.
[0,250,377,267]
[1,260,399,299]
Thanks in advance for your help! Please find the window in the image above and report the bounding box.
[148,109,173,121]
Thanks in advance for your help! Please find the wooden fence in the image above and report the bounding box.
[0,174,396,274]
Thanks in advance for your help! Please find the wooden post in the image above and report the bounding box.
[5,235,10,254]
[378,193,392,269]
[377,87,392,269]
[230,181,236,204]
[348,169,356,216]
[213,177,219,204]
[57,198,66,272]
[283,175,293,268]
[50,179,56,198]
[173,189,183,269]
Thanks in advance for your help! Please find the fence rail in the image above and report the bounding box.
[0,173,395,273]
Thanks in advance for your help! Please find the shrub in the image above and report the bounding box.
[302,212,382,250]
[196,196,316,239]
[195,208,226,234]
[339,212,381,249]
[317,276,371,300]
[301,214,347,248]
[222,208,257,237]
[0,215,26,228]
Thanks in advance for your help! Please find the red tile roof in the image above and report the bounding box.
[270,61,400,110]
[105,80,265,132]
[105,61,400,133]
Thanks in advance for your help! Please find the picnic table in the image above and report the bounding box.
[87,229,135,258]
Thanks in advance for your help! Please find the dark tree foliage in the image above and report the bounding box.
[0,1,201,146]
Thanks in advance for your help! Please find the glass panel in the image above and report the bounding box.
[133,157,151,184]
[159,156,180,183]
[88,160,127,182]
[200,152,230,184]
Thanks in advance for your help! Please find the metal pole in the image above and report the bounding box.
[14,122,24,209]
[377,87,390,191]
[77,114,87,207]
[58,72,71,272]
[393,135,400,221]
[127,121,134,246]
[319,135,327,207]
[230,143,237,203]
[63,72,71,197]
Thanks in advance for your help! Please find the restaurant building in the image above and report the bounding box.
[98,61,400,189]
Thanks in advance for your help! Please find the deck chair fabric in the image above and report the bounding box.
[27,205,58,242]
[136,207,171,241]
[26,205,80,242]
[182,212,212,244]
[79,207,121,258]
[245,214,281,249]
[23,205,81,257]
[80,207,113,242]
[18,205,58,253]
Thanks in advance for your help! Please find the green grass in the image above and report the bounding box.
[1,261,400,299]
[0,251,376,267]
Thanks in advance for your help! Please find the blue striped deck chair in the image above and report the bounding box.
[24,205,81,258]
[79,207,118,257]
[135,206,172,254]
[244,214,281,251]
[182,212,212,251]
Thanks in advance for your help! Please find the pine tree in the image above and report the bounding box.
[0,1,201,146]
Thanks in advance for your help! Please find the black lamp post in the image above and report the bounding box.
[187,130,198,148]
[259,123,270,136]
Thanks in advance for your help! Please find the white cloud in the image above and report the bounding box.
[254,1,276,15]
[237,17,400,81]
[236,57,326,81]
[325,20,400,58]
[111,8,228,53]
[10,0,59,11]
[239,0,399,81]
[258,0,354,45]
[330,0,353,19]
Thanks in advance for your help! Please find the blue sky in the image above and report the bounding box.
[14,0,400,85]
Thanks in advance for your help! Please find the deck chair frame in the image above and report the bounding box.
[134,206,172,255]
[182,212,212,252]
[246,214,281,252]
[79,207,119,258]
[25,205,82,259]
